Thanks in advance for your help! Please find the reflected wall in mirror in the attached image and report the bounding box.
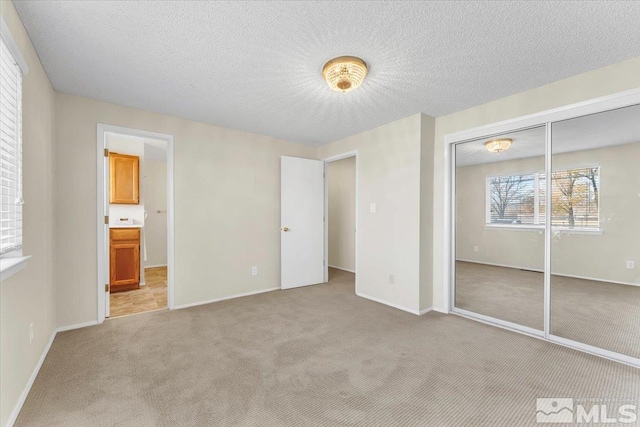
[454,126,545,331]
[550,104,640,358]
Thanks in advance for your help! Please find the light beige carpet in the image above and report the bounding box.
[16,269,640,426]
[455,261,640,358]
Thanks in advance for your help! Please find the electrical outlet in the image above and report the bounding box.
[29,322,34,344]
[474,246,479,253]
[627,260,635,269]
[251,266,258,276]
[389,274,395,285]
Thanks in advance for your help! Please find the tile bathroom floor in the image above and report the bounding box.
[109,267,167,318]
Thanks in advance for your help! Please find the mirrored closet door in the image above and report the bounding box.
[450,93,640,366]
[550,104,640,360]
[454,126,546,333]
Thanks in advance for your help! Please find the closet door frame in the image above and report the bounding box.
[443,87,640,368]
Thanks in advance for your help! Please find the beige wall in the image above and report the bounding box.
[55,93,317,325]
[456,143,640,285]
[456,154,546,273]
[327,156,356,272]
[433,56,640,310]
[0,1,56,425]
[318,115,423,313]
[419,114,436,311]
[143,159,168,268]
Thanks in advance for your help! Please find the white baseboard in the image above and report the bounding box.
[6,328,56,427]
[418,306,433,315]
[456,258,543,273]
[456,259,639,287]
[356,292,421,315]
[328,265,355,274]
[144,264,167,269]
[6,318,114,426]
[553,272,640,287]
[56,320,98,333]
[432,307,449,314]
[173,287,280,310]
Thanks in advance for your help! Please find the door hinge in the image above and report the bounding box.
[104,215,109,224]
[104,148,109,157]
[105,283,109,292]
[323,259,325,266]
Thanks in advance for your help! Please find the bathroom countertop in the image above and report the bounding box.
[110,224,143,228]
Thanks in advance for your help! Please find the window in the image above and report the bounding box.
[486,167,599,230]
[0,36,23,255]
[551,167,599,229]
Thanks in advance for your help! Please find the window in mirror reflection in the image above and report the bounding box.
[486,167,599,230]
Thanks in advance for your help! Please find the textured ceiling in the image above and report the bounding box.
[456,103,640,166]
[14,1,640,145]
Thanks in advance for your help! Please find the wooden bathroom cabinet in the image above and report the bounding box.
[109,228,141,292]
[109,152,139,204]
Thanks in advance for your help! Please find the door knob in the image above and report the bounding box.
[282,227,290,232]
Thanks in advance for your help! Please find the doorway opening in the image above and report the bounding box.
[324,152,357,293]
[279,152,358,292]
[97,124,174,322]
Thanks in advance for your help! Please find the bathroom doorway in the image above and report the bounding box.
[96,125,175,322]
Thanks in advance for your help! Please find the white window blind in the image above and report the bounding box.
[486,167,599,230]
[0,36,23,254]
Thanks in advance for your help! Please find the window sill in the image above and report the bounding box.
[484,225,603,235]
[485,225,544,232]
[552,228,603,235]
[0,255,32,281]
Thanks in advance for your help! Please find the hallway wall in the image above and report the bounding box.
[327,156,356,272]
[144,159,168,268]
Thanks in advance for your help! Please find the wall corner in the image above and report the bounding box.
[419,113,436,311]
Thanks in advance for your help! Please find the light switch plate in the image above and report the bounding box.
[370,203,376,213]
[627,260,635,269]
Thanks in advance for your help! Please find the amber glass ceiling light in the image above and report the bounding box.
[485,138,513,153]
[322,56,368,93]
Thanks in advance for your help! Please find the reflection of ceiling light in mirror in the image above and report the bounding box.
[322,56,368,93]
[485,138,513,153]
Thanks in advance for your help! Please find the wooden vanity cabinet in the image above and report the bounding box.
[109,152,139,204]
[110,228,141,293]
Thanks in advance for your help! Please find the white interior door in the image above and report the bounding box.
[281,156,325,289]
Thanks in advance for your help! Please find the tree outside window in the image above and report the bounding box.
[487,167,599,229]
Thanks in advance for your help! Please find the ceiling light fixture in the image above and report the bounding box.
[485,138,513,153]
[322,56,368,93]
